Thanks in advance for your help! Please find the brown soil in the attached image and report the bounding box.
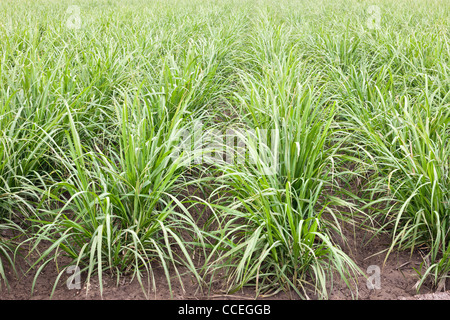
[1,219,446,300]
[328,222,434,300]
[0,242,295,300]
[0,187,448,300]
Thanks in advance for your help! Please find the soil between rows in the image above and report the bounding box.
[0,218,445,300]
[0,181,446,300]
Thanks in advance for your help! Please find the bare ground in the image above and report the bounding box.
[0,220,447,300]
[0,185,448,300]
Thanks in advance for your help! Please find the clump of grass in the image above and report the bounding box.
[312,1,450,291]
[343,91,450,290]
[28,89,209,297]
[201,16,362,298]
[336,50,450,289]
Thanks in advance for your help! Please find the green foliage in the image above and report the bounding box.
[0,0,448,298]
